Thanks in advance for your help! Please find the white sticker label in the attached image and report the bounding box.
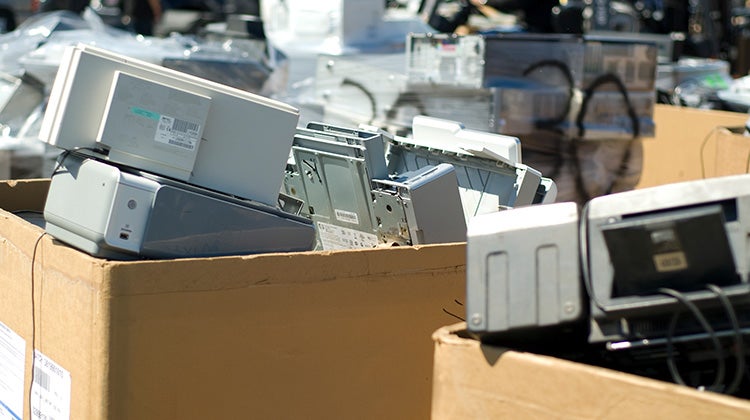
[154,115,201,151]
[334,209,360,225]
[317,222,379,250]
[30,351,70,420]
[0,322,25,420]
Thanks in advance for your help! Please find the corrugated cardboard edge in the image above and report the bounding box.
[0,179,467,294]
[431,322,750,420]
[639,105,749,188]
[0,203,114,419]
[0,178,50,212]
[714,126,750,177]
[104,242,467,295]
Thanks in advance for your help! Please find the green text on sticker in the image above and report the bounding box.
[131,107,161,121]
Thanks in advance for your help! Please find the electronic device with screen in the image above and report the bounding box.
[585,175,750,345]
[467,175,750,357]
[44,152,316,260]
[40,44,299,206]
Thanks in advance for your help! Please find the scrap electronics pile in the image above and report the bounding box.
[467,175,750,397]
[314,31,657,204]
[2,0,749,406]
[264,0,750,398]
[36,43,555,258]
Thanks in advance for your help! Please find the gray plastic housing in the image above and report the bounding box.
[287,124,386,249]
[586,174,750,343]
[387,137,546,220]
[371,163,466,245]
[44,153,316,259]
[40,44,299,206]
[466,202,583,334]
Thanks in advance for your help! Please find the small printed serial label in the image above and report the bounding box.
[334,209,360,225]
[653,251,688,272]
[317,222,378,250]
[154,115,201,151]
[31,351,71,420]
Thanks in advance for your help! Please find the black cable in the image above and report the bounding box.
[341,78,378,125]
[569,137,592,203]
[50,147,108,179]
[29,231,47,417]
[576,72,640,140]
[572,72,640,202]
[385,91,427,128]
[301,159,322,183]
[522,59,575,131]
[659,287,726,392]
[698,127,720,179]
[442,308,465,322]
[706,283,746,395]
[517,59,575,183]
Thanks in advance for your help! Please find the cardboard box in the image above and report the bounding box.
[432,323,750,420]
[714,126,750,177]
[0,179,466,420]
[638,104,749,188]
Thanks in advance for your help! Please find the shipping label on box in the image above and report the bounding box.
[0,321,25,420]
[30,351,71,420]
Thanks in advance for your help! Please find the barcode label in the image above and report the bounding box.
[167,139,195,150]
[33,367,51,391]
[171,118,199,134]
[31,351,70,420]
[334,209,360,225]
[155,115,201,151]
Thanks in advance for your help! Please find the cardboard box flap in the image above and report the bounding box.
[105,242,466,295]
[638,105,749,188]
[714,126,750,177]
[432,323,750,419]
[1,209,116,283]
[0,179,49,212]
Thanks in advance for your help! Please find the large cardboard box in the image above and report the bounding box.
[638,104,749,188]
[0,179,466,420]
[432,323,750,420]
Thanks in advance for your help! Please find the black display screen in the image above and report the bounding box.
[601,204,740,298]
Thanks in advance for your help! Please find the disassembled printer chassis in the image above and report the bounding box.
[283,117,556,250]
